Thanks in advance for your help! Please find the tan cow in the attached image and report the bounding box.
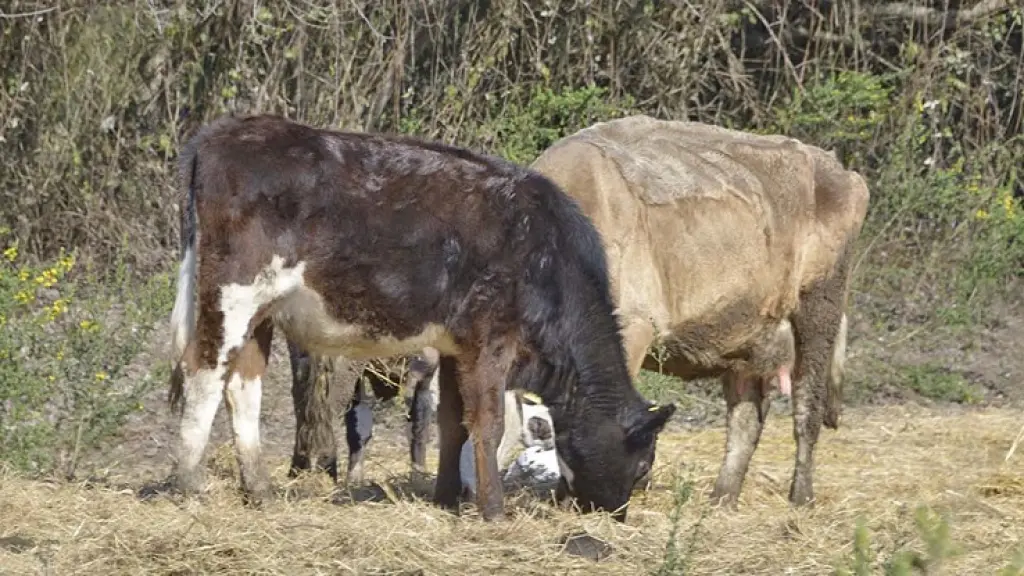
[529,115,870,507]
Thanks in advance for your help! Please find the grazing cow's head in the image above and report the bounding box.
[552,396,675,520]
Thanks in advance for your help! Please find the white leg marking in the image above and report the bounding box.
[169,247,196,361]
[777,365,793,397]
[225,372,263,458]
[460,437,476,497]
[830,313,849,386]
[178,367,224,472]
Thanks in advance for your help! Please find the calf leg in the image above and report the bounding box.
[789,251,851,506]
[223,320,275,505]
[174,345,223,496]
[287,340,341,481]
[433,356,467,510]
[345,378,374,484]
[174,288,227,496]
[458,337,518,521]
[710,371,772,507]
[408,367,438,472]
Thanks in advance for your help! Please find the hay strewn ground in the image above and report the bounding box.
[2,404,1022,575]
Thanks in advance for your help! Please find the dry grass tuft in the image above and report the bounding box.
[2,405,1023,575]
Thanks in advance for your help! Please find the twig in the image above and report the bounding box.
[0,7,56,19]
[1005,421,1024,463]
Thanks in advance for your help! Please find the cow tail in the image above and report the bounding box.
[168,150,199,413]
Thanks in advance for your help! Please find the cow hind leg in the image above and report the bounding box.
[174,347,224,497]
[789,255,850,506]
[287,340,341,481]
[433,356,468,511]
[710,371,772,507]
[223,320,275,506]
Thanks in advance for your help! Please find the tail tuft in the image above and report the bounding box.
[823,312,848,430]
[168,144,200,413]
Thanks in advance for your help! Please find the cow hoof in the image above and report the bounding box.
[480,506,506,522]
[172,467,206,497]
[708,490,739,510]
[241,486,275,509]
[788,484,814,507]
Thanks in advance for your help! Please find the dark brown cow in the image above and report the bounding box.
[166,114,675,521]
[530,116,870,507]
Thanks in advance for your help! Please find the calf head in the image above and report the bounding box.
[554,398,675,521]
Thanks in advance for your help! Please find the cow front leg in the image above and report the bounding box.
[710,371,771,507]
[408,364,438,473]
[432,356,467,510]
[458,338,518,521]
[345,379,374,485]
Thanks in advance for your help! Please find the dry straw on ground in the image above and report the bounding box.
[1,404,1022,575]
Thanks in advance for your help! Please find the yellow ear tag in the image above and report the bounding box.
[522,392,543,405]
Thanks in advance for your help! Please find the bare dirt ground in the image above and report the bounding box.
[2,314,1024,575]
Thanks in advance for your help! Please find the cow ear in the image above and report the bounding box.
[625,402,676,444]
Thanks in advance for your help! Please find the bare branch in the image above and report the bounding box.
[868,0,1017,29]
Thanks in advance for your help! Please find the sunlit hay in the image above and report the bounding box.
[2,405,1022,575]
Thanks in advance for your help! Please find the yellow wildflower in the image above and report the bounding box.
[3,244,17,262]
[79,319,98,332]
[18,269,29,281]
[14,289,33,304]
[34,268,58,288]
[975,209,990,220]
[46,298,68,321]
[56,346,65,361]
[58,252,75,272]
[1002,193,1017,220]
[95,371,109,382]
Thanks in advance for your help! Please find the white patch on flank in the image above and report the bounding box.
[215,255,460,363]
[218,255,307,364]
[830,313,848,386]
[169,246,197,361]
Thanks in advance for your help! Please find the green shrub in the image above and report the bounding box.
[0,228,173,475]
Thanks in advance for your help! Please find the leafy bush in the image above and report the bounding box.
[0,228,173,475]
